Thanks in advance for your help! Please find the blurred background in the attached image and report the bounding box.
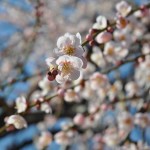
[0,0,150,150]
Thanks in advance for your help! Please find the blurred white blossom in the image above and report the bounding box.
[6,115,27,129]
[116,1,132,17]
[15,96,27,113]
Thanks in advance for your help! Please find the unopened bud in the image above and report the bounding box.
[86,34,93,41]
[89,40,95,46]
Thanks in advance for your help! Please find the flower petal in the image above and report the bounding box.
[55,74,68,84]
[79,56,87,69]
[117,48,128,58]
[76,32,82,44]
[45,57,56,66]
[57,35,71,49]
[56,55,69,65]
[74,46,84,56]
[70,69,80,80]
[71,56,83,69]
[54,48,64,56]
[6,115,27,129]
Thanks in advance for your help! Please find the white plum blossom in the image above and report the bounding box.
[55,33,87,68]
[93,15,107,30]
[91,46,106,68]
[116,1,132,17]
[64,89,80,102]
[55,33,83,56]
[134,113,149,128]
[82,62,96,77]
[38,77,53,96]
[96,88,107,101]
[117,112,133,132]
[113,28,132,47]
[45,55,85,84]
[103,128,120,147]
[54,131,70,145]
[40,102,52,114]
[104,41,128,63]
[116,16,128,29]
[6,115,27,129]
[104,41,116,57]
[108,80,123,101]
[82,82,97,100]
[134,10,143,18]
[35,131,52,150]
[142,44,150,55]
[90,72,110,90]
[135,55,150,88]
[56,55,83,83]
[15,96,27,113]
[125,81,140,97]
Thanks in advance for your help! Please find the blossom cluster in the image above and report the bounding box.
[45,33,87,83]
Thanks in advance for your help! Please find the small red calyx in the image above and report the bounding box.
[140,5,149,15]
[51,69,58,76]
[47,73,55,81]
[140,5,146,11]
[6,124,15,132]
[35,99,41,110]
[116,60,123,66]
[107,27,114,33]
[47,68,58,81]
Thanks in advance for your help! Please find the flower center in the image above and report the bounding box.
[119,35,126,41]
[64,45,75,55]
[107,47,114,55]
[61,61,72,76]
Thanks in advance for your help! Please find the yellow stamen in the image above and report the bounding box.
[49,65,55,71]
[64,45,75,55]
[107,47,114,55]
[61,61,72,76]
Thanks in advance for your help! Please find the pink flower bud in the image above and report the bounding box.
[86,34,93,41]
[96,31,112,44]
[89,28,95,35]
[89,40,95,46]
[140,6,149,16]
[73,113,85,126]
